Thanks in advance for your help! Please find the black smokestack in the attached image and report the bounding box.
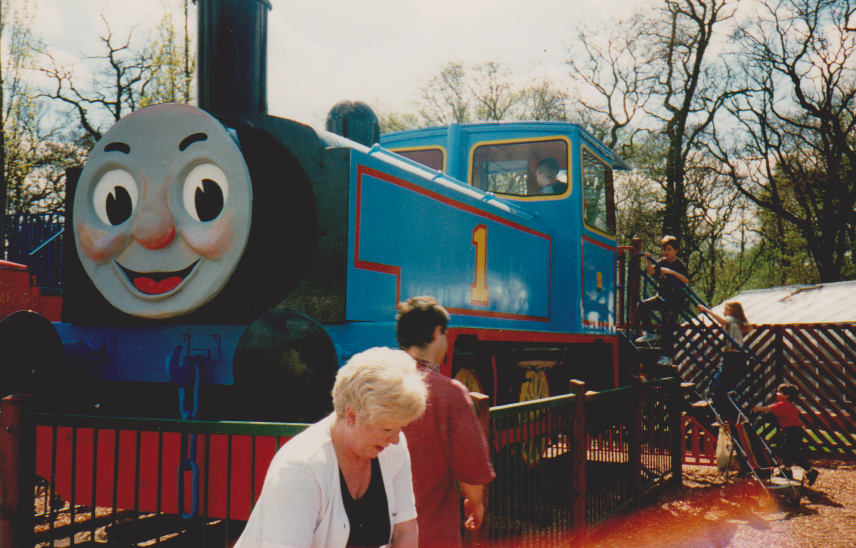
[197,0,271,116]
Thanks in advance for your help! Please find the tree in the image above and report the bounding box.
[568,12,656,153]
[847,0,856,32]
[750,205,820,286]
[712,0,856,283]
[569,1,740,253]
[469,62,520,121]
[39,4,195,142]
[39,15,154,141]
[519,72,575,122]
[141,2,195,106]
[375,101,420,133]
[415,62,472,126]
[0,0,41,214]
[0,0,196,216]
[565,1,774,304]
[381,62,583,132]
[1,0,83,215]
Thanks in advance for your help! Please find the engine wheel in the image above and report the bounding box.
[233,309,338,422]
[0,311,64,400]
[519,369,550,467]
[454,366,484,395]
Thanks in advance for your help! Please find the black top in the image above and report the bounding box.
[657,257,689,303]
[340,458,390,548]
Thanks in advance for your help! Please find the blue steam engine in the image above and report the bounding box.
[0,0,629,423]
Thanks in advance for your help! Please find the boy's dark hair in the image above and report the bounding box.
[779,383,799,401]
[536,157,560,179]
[660,235,680,250]
[396,296,450,349]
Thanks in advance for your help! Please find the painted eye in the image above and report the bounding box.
[93,169,138,226]
[183,164,228,222]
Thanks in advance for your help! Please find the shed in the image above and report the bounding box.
[708,281,856,325]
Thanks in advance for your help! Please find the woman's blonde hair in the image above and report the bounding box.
[725,301,751,334]
[332,347,427,426]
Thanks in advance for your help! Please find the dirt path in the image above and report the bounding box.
[583,458,856,548]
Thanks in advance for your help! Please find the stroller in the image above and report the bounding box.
[715,392,803,507]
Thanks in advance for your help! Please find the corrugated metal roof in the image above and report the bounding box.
[709,281,856,325]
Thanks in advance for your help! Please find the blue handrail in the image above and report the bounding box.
[28,227,64,257]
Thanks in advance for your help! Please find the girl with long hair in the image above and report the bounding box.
[697,302,752,420]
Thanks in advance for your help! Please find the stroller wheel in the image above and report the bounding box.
[719,488,728,499]
[756,495,771,509]
[783,492,801,507]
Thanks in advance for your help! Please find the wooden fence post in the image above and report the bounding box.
[629,380,643,505]
[471,392,490,437]
[1,394,34,548]
[469,392,490,545]
[570,380,587,543]
[669,379,683,488]
[775,325,785,389]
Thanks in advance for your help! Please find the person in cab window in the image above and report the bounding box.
[535,158,567,195]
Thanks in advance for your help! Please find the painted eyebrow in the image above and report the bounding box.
[179,133,208,151]
[104,142,131,154]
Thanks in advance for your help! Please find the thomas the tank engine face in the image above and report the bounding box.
[74,103,253,319]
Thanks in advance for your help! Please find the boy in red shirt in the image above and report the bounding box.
[753,383,819,485]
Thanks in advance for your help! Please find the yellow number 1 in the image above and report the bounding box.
[471,225,489,306]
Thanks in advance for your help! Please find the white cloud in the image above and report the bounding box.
[35,0,653,128]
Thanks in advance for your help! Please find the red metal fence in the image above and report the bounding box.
[0,402,307,548]
[2,379,682,548]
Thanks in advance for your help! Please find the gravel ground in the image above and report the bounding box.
[583,457,856,548]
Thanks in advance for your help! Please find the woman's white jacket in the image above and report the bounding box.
[234,413,417,548]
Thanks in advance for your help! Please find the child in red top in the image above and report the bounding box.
[753,383,818,485]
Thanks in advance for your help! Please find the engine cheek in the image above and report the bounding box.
[180,211,236,260]
[77,223,133,262]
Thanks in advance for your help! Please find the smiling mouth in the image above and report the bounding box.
[117,260,199,295]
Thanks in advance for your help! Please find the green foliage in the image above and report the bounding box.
[519,74,573,122]
[374,101,421,133]
[140,9,195,106]
[714,0,856,283]
[0,0,196,214]
[38,1,196,141]
[1,0,85,214]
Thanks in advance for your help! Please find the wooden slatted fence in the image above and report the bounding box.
[676,323,856,457]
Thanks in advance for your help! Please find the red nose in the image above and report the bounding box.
[133,200,176,249]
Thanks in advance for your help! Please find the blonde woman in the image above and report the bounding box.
[697,302,752,420]
[235,347,427,548]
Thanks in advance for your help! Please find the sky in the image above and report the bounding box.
[31,0,651,129]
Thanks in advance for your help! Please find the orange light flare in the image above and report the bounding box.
[467,480,791,548]
[581,481,787,548]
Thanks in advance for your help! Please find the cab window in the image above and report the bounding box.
[394,148,444,172]
[582,148,615,234]
[471,140,568,197]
